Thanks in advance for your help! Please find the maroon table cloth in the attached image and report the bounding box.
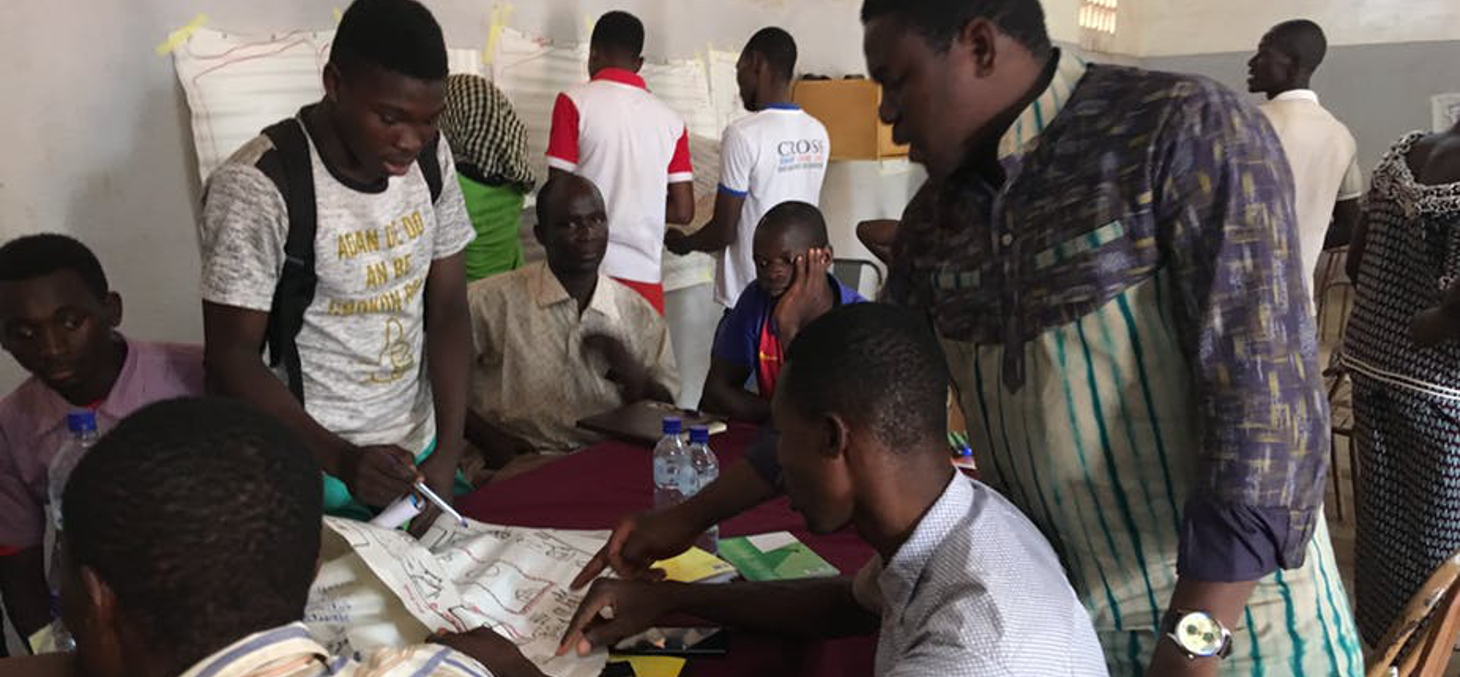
[457,424,878,677]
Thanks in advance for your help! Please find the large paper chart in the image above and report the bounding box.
[173,27,480,183]
[306,517,610,677]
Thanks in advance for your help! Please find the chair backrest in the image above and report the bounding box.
[1315,247,1357,358]
[1367,550,1460,677]
[832,258,884,300]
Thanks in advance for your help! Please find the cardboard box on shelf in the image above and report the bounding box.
[792,78,909,162]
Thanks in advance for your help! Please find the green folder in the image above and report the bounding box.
[718,532,840,581]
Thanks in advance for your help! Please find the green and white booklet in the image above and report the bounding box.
[717,531,840,581]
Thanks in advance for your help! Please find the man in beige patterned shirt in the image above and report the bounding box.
[466,174,678,465]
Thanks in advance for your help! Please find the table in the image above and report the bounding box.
[457,424,878,677]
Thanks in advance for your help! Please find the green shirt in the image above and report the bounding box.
[458,174,526,281]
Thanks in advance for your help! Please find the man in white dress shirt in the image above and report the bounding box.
[559,304,1107,676]
[1248,19,1364,297]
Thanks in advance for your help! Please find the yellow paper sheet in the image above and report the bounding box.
[607,655,687,677]
[653,546,736,583]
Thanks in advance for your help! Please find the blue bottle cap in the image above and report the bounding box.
[661,416,683,435]
[66,411,97,433]
[689,426,710,444]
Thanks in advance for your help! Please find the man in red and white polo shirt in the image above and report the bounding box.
[546,10,695,315]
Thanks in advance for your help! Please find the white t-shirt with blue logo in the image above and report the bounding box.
[715,105,830,306]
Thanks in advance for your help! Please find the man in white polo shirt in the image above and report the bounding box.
[547,10,694,315]
[665,27,830,309]
[1248,19,1363,296]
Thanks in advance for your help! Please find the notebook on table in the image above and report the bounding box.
[717,531,840,581]
[577,400,728,446]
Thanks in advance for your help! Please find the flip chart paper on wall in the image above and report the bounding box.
[305,517,611,677]
[662,133,721,291]
[173,28,480,183]
[707,48,750,133]
[641,57,717,140]
[173,28,333,183]
[490,28,588,186]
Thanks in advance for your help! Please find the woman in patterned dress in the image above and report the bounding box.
[1345,120,1460,645]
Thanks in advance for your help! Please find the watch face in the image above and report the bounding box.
[1175,613,1225,657]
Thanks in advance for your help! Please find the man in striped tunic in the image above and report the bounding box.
[863,0,1361,674]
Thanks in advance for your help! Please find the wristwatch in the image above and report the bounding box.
[1162,609,1233,660]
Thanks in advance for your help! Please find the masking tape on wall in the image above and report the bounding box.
[155,13,209,56]
[482,4,514,65]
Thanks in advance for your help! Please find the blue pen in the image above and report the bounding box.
[414,481,468,527]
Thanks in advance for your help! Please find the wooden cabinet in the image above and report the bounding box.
[792,78,909,161]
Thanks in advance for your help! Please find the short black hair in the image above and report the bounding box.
[782,303,949,451]
[861,0,1052,58]
[63,398,323,668]
[1269,19,1328,72]
[0,233,109,300]
[331,0,448,81]
[758,201,829,248]
[744,27,798,82]
[535,173,602,228]
[591,11,645,59]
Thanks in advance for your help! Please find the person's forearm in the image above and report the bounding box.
[426,293,471,478]
[1146,577,1259,677]
[1346,215,1370,283]
[643,381,674,404]
[676,460,778,531]
[206,347,350,476]
[1325,199,1362,250]
[0,547,53,640]
[663,578,877,638]
[678,219,734,253]
[465,409,533,469]
[700,382,771,423]
[778,320,805,349]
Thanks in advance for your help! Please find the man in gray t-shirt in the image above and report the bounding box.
[197,0,475,524]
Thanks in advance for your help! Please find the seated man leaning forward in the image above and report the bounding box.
[465,173,678,466]
[57,396,556,677]
[561,304,1108,676]
[699,201,863,423]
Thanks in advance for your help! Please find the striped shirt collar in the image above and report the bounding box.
[172,623,493,677]
[175,623,327,677]
[996,50,1089,161]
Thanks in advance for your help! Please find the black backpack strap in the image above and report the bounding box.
[417,133,443,203]
[259,119,318,404]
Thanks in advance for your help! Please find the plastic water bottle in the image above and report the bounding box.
[43,411,96,653]
[49,412,98,532]
[686,426,720,553]
[653,417,690,509]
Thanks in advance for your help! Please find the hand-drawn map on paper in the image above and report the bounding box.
[305,517,611,677]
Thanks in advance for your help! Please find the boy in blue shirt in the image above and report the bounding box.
[700,201,863,423]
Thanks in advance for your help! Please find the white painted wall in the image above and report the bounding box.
[1,0,1448,392]
[1136,0,1460,57]
[0,0,891,393]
